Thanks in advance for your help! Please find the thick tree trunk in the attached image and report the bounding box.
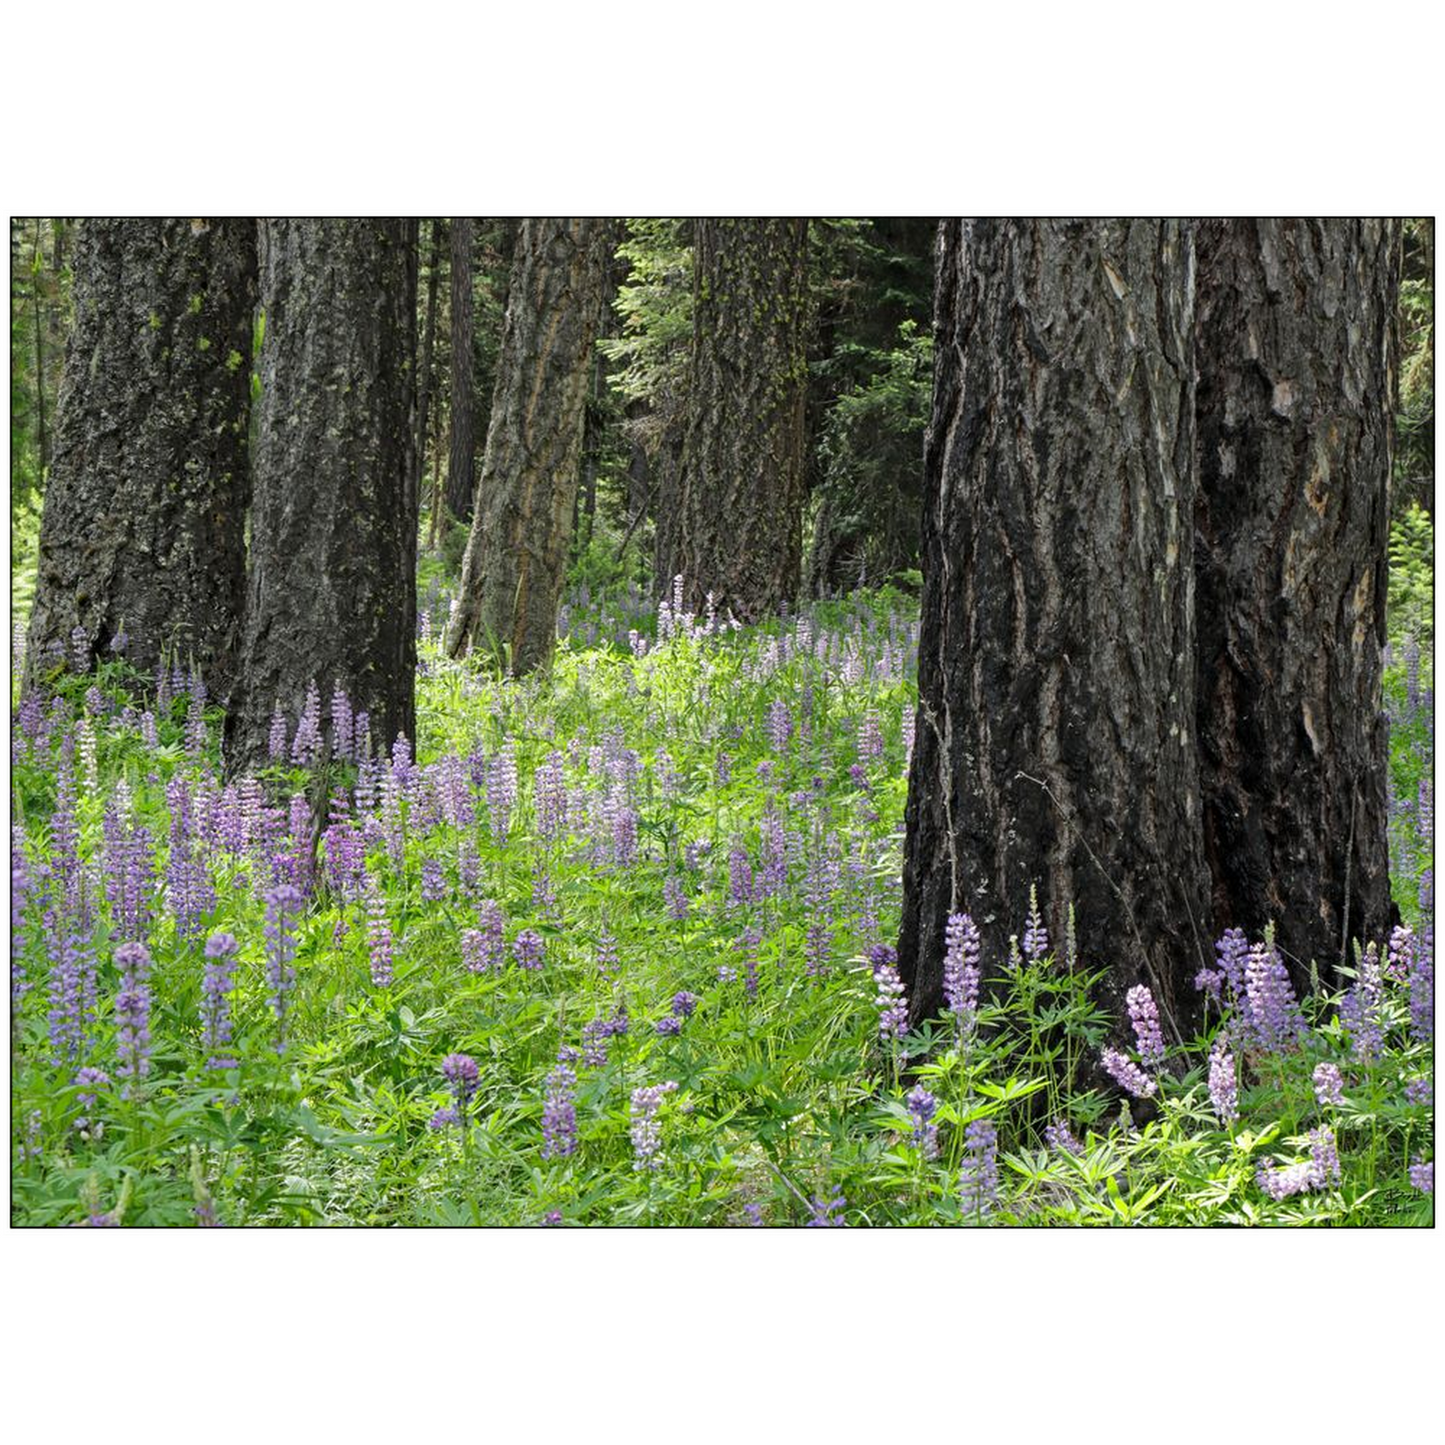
[445,216,476,523]
[899,219,1211,1036]
[446,218,613,676]
[227,219,417,775]
[1195,220,1400,986]
[674,218,811,620]
[415,219,443,539]
[24,218,256,695]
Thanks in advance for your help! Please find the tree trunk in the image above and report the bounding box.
[1194,220,1400,987]
[674,218,811,620]
[31,218,48,478]
[24,218,256,695]
[446,218,613,675]
[898,219,1211,1037]
[444,216,476,523]
[227,219,417,775]
[415,219,443,537]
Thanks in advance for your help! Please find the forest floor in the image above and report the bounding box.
[8,533,1435,1226]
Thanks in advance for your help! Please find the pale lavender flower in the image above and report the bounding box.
[873,949,909,1046]
[329,685,354,762]
[1209,1044,1239,1124]
[906,1084,939,1159]
[595,927,619,979]
[113,941,152,1092]
[514,929,545,972]
[655,1015,681,1037]
[1044,1118,1084,1156]
[290,681,323,767]
[1257,1158,1318,1201]
[670,991,699,1019]
[486,745,518,847]
[1312,1062,1345,1107]
[1404,1076,1431,1107]
[663,874,689,921]
[1021,887,1049,960]
[630,1081,678,1170]
[263,883,303,1052]
[1126,985,1166,1065]
[942,912,981,1027]
[200,931,240,1068]
[1245,940,1303,1052]
[1309,1126,1341,1188]
[420,856,447,903]
[267,705,288,762]
[364,870,394,987]
[805,1187,847,1227]
[1409,1158,1434,1195]
[960,1118,1000,1218]
[1101,1046,1157,1099]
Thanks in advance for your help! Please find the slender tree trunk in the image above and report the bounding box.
[446,217,614,675]
[1194,220,1400,986]
[899,219,1211,1036]
[445,217,476,523]
[674,218,811,620]
[227,219,417,775]
[31,218,48,478]
[415,219,443,539]
[24,218,256,695]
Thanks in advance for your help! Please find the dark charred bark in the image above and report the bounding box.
[445,217,476,523]
[24,218,256,695]
[674,218,811,621]
[227,219,417,775]
[899,220,1211,1038]
[1195,220,1400,986]
[415,219,443,534]
[446,218,614,676]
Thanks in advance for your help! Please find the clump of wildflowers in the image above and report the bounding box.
[1312,1062,1345,1107]
[960,1119,999,1219]
[1101,1046,1156,1099]
[906,1084,939,1160]
[629,1081,678,1170]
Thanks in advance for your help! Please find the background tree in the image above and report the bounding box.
[446,217,614,674]
[673,218,811,619]
[1194,219,1402,986]
[445,216,477,524]
[416,218,444,548]
[228,218,418,774]
[899,219,1211,1034]
[23,217,256,694]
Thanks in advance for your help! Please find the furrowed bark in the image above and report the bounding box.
[1194,219,1400,986]
[24,218,256,697]
[899,219,1212,1036]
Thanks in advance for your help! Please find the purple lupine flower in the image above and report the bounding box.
[1312,1062,1345,1107]
[1309,1126,1341,1188]
[856,711,884,765]
[73,1066,111,1142]
[429,1106,461,1130]
[513,929,545,972]
[1044,1118,1084,1156]
[873,948,909,1046]
[959,1119,1000,1218]
[291,681,324,767]
[420,856,447,903]
[727,847,754,908]
[654,1015,682,1037]
[1208,1044,1239,1124]
[742,1201,765,1226]
[1338,944,1384,1062]
[267,705,288,763]
[113,941,152,1093]
[262,883,303,1053]
[595,927,619,979]
[629,1080,678,1170]
[1101,1046,1157,1099]
[582,1009,628,1067]
[534,751,568,840]
[766,699,793,754]
[1408,931,1434,1046]
[1404,1076,1431,1107]
[906,1084,940,1160]
[663,874,689,922]
[737,926,762,998]
[364,870,394,987]
[69,625,90,673]
[329,685,354,762]
[1257,1158,1319,1201]
[803,850,837,979]
[1387,924,1415,984]
[1126,985,1167,1065]
[1201,927,1250,1011]
[200,931,240,1068]
[1021,887,1049,960]
[942,912,982,1027]
[441,1052,480,1111]
[541,1056,578,1158]
[670,991,700,1019]
[1410,1158,1434,1195]
[805,1187,848,1227]
[486,745,518,847]
[1244,940,1303,1052]
[184,671,208,759]
[11,845,30,1011]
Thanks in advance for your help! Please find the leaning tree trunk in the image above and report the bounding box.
[446,217,614,676]
[227,219,417,775]
[899,219,1212,1037]
[24,218,256,696]
[1195,220,1400,988]
[674,218,810,621]
[445,216,476,523]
